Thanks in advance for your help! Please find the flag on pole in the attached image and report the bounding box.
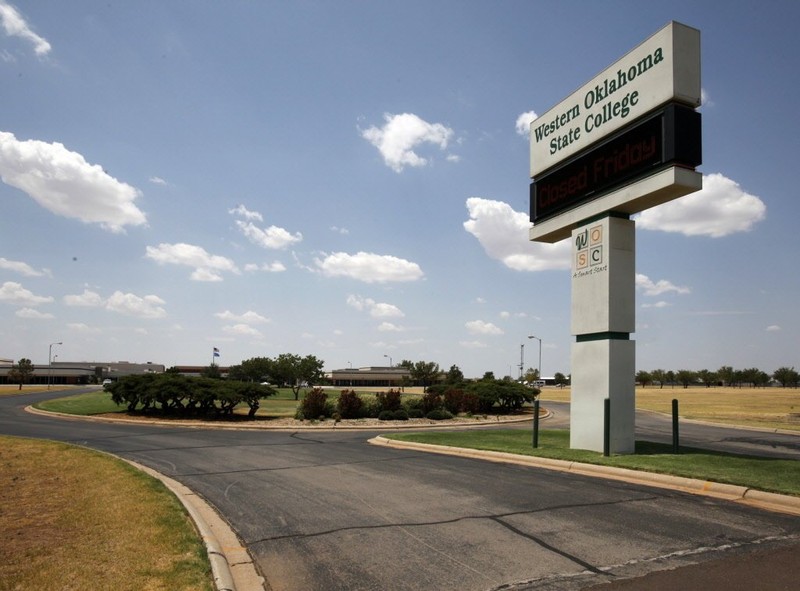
[213,347,220,357]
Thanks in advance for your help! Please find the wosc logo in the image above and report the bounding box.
[575,224,603,270]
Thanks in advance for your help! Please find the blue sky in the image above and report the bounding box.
[1,1,798,379]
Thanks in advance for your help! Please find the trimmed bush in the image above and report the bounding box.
[444,388,480,415]
[107,374,275,417]
[300,388,329,419]
[426,409,453,421]
[421,391,442,414]
[378,410,395,421]
[407,408,424,419]
[376,389,402,412]
[336,389,363,419]
[392,409,409,421]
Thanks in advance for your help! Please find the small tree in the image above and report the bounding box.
[697,369,717,388]
[553,372,569,388]
[774,367,799,388]
[675,369,696,389]
[8,358,34,390]
[650,369,666,389]
[272,353,325,400]
[636,370,652,387]
[444,364,464,385]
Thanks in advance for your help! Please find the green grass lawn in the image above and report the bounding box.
[386,429,800,497]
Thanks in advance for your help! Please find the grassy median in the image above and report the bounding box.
[385,428,800,497]
[0,435,212,591]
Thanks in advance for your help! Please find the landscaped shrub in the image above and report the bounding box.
[300,388,329,419]
[336,389,363,419]
[403,396,423,413]
[358,396,382,418]
[107,374,275,417]
[392,409,409,421]
[376,389,402,412]
[425,409,453,421]
[407,408,424,419]
[378,410,395,421]
[420,391,442,414]
[444,389,480,415]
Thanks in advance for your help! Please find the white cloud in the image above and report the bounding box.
[330,225,350,235]
[105,291,166,318]
[316,252,423,283]
[63,289,104,307]
[515,110,538,137]
[636,274,690,296]
[766,325,781,332]
[700,88,713,107]
[244,261,286,273]
[346,294,404,318]
[215,310,270,324]
[464,197,570,271]
[222,323,263,337]
[145,242,239,281]
[15,307,53,319]
[0,257,49,277]
[235,220,302,249]
[229,204,263,222]
[149,176,168,185]
[465,320,504,335]
[0,132,147,232]
[0,281,53,306]
[63,288,165,318]
[0,1,51,56]
[377,322,404,332]
[636,173,766,238]
[361,113,454,172]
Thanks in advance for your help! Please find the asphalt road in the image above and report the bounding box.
[3,389,800,591]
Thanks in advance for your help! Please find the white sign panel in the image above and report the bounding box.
[530,21,700,178]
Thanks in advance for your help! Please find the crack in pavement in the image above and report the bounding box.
[489,515,607,575]
[246,495,659,547]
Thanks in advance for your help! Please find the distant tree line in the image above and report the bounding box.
[635,366,800,388]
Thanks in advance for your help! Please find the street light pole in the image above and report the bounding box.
[519,343,524,380]
[48,341,62,390]
[528,335,542,382]
[383,354,392,367]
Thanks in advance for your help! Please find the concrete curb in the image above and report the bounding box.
[122,459,265,591]
[368,436,800,517]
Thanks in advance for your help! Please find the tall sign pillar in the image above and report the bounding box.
[527,21,702,453]
[570,215,635,453]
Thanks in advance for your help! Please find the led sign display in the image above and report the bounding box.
[530,103,701,224]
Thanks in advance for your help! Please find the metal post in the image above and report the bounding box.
[672,398,680,454]
[603,398,610,456]
[532,399,540,448]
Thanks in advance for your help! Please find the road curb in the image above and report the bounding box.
[368,436,800,516]
[122,459,266,591]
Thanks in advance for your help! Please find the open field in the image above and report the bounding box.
[541,386,800,432]
[0,435,211,590]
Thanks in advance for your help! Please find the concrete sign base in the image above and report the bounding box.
[570,215,636,453]
[570,338,635,453]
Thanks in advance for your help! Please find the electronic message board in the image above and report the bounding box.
[530,103,701,223]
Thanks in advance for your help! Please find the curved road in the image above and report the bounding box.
[2,389,800,591]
